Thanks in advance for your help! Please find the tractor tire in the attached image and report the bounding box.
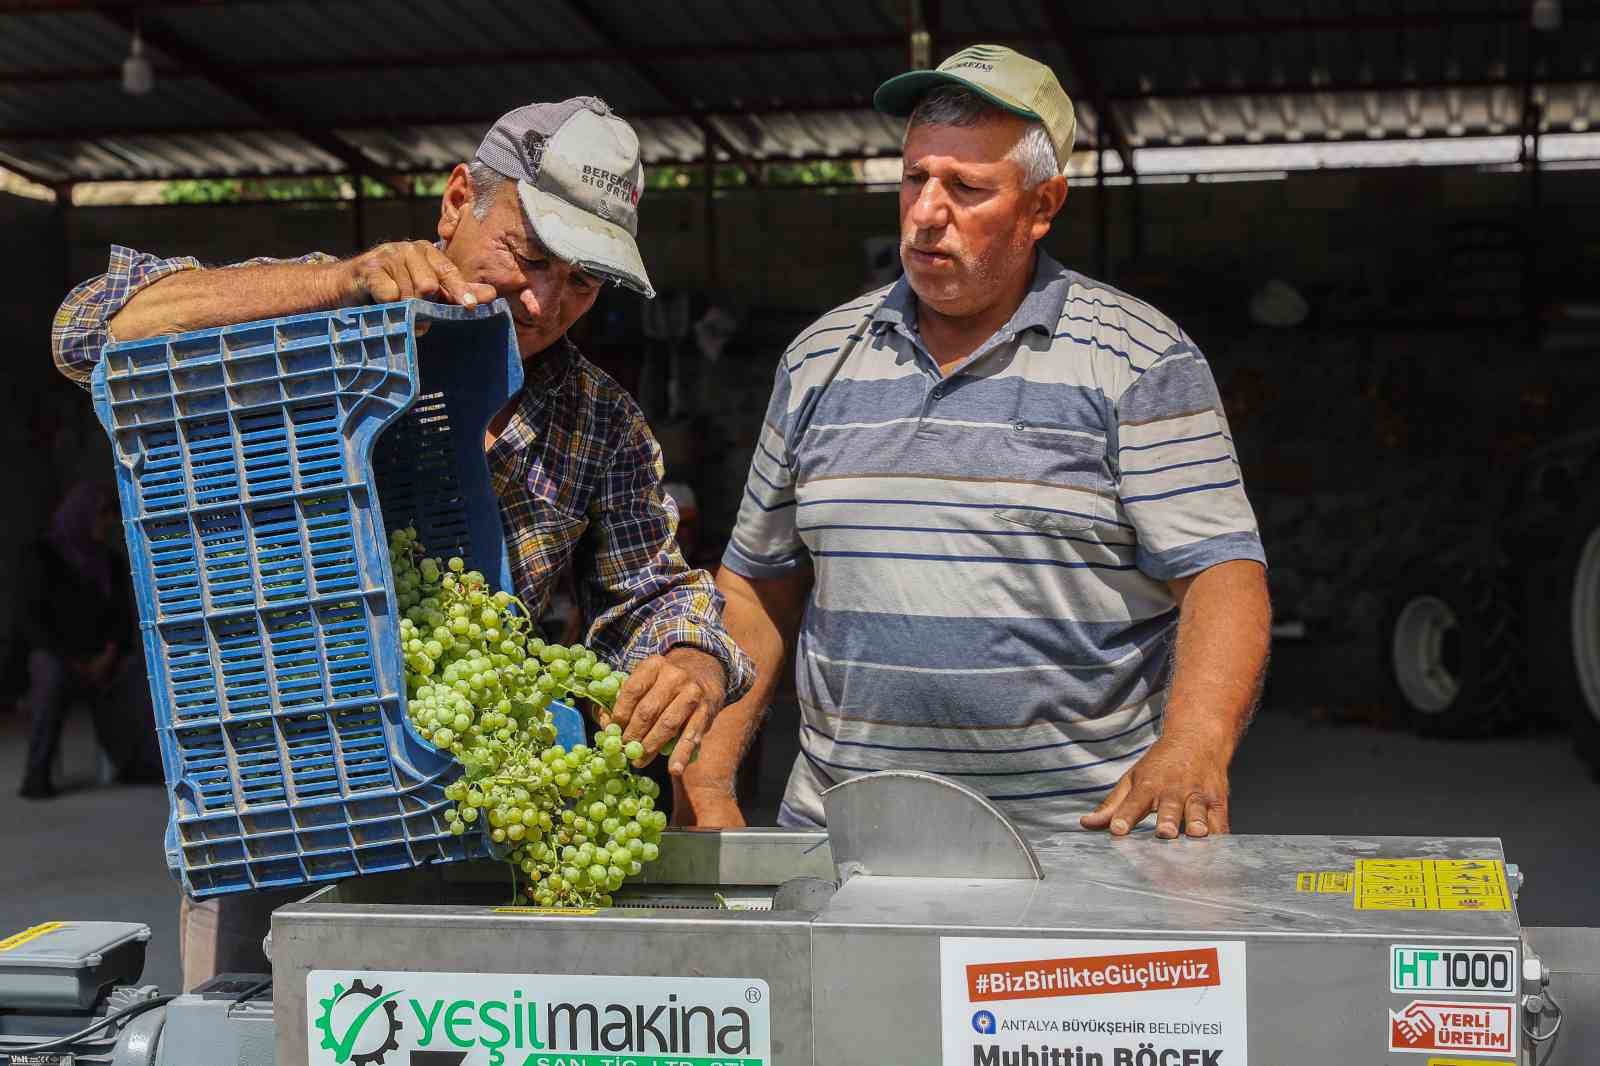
[1383,563,1518,737]
[1526,496,1600,775]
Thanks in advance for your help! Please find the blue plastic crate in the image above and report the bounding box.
[93,300,586,898]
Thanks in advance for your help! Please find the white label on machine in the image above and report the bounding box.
[1390,945,1517,996]
[307,969,770,1066]
[939,938,1247,1066]
[1387,1000,1514,1055]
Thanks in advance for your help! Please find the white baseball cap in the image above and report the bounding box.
[475,97,655,299]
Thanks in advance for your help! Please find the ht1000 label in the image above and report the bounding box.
[1390,945,1517,996]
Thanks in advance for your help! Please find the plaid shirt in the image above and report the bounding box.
[53,245,754,703]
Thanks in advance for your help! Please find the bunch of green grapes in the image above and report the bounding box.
[389,526,667,906]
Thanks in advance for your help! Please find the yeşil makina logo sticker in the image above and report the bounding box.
[307,969,772,1066]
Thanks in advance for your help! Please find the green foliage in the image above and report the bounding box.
[767,159,860,185]
[161,174,410,204]
[413,173,451,198]
[645,158,863,190]
[158,158,867,205]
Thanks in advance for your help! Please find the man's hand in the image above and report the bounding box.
[340,241,496,309]
[1080,727,1232,839]
[603,647,726,776]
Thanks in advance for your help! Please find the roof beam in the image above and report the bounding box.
[0,0,350,12]
[90,5,407,193]
[0,3,1555,32]
[1089,12,1538,38]
[0,153,65,190]
[1116,75,1571,102]
[13,106,1600,188]
[1039,6,1133,173]
[553,0,757,180]
[3,73,1596,145]
[8,152,889,188]
[10,15,1588,88]
[0,35,934,86]
[0,101,874,142]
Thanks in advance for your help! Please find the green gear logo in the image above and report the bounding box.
[315,977,404,1066]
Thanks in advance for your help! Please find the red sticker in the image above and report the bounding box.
[1388,1000,1515,1055]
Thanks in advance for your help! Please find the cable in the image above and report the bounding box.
[228,978,273,1009]
[0,993,176,1054]
[1524,985,1564,1044]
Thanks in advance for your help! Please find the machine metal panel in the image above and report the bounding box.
[816,834,1522,937]
[266,820,1534,1065]
[274,904,815,1066]
[0,921,151,1011]
[155,994,276,1066]
[812,835,1524,1065]
[811,925,1526,1064]
[271,831,831,1066]
[1522,926,1599,1066]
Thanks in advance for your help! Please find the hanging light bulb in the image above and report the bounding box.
[122,29,154,95]
[1532,0,1562,32]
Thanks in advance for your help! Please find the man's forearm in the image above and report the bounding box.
[1082,557,1270,837]
[109,259,349,343]
[685,567,810,797]
[1164,559,1271,757]
[689,596,788,790]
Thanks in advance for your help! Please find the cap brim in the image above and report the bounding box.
[873,69,1039,122]
[516,182,656,299]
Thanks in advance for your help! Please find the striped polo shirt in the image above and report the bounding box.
[722,251,1265,837]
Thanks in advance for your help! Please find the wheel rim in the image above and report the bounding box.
[1391,595,1462,714]
[1573,526,1600,726]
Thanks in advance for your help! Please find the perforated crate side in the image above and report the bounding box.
[94,300,535,897]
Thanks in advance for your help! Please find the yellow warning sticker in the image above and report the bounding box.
[1295,871,1354,893]
[0,921,67,952]
[1354,859,1510,911]
[491,906,599,916]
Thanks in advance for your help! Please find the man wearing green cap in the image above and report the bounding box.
[676,46,1271,841]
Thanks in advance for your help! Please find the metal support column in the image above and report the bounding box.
[51,181,73,308]
[1519,17,1544,331]
[1130,169,1145,262]
[704,128,719,291]
[1095,144,1109,282]
[352,174,367,253]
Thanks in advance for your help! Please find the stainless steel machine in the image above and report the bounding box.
[3,772,1592,1066]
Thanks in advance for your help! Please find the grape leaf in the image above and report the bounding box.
[460,752,493,782]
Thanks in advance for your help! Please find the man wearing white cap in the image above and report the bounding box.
[680,47,1272,842]
[53,97,753,985]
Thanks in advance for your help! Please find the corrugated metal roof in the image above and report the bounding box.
[0,0,1595,186]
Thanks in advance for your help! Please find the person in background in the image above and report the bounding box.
[17,481,161,799]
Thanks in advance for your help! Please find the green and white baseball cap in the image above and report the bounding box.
[874,44,1077,169]
[476,97,655,298]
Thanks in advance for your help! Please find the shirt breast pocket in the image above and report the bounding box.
[500,470,590,579]
[992,425,1115,536]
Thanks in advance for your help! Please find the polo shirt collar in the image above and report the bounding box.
[868,249,1070,339]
